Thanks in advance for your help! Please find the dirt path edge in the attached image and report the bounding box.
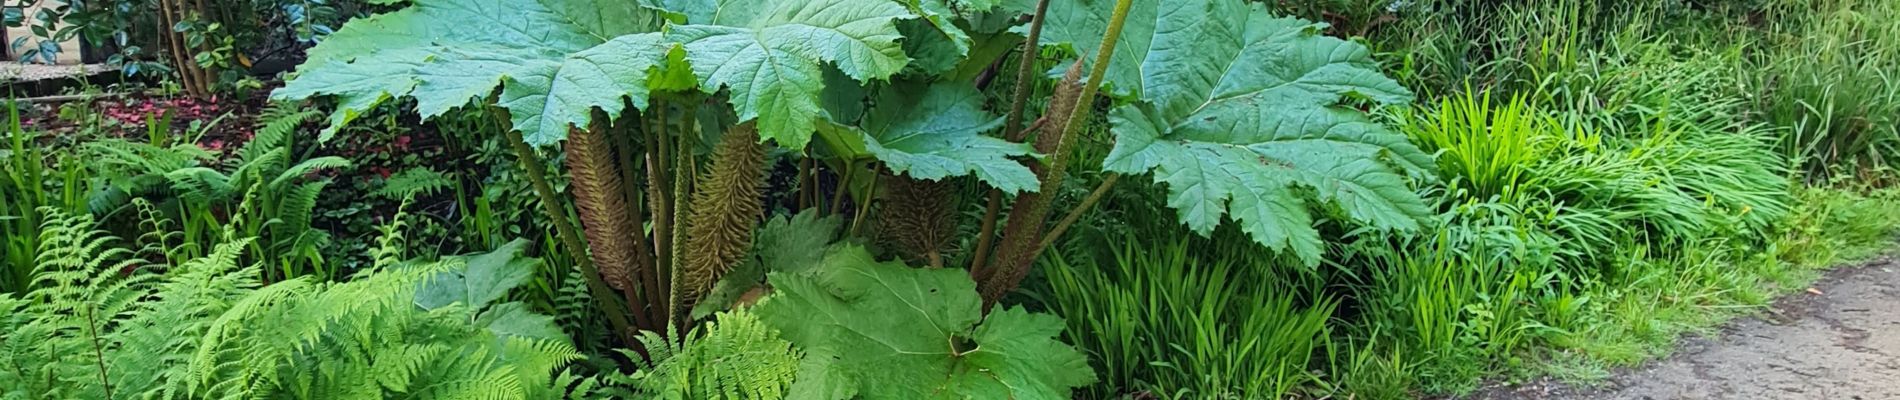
[1463,253,1900,400]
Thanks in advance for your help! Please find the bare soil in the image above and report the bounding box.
[1466,255,1900,400]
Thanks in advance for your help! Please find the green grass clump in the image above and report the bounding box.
[1042,232,1333,399]
[1749,0,1900,175]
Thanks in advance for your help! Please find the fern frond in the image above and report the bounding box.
[275,181,328,237]
[373,167,456,200]
[628,310,799,400]
[85,139,213,176]
[8,209,160,399]
[7,169,573,400]
[269,156,352,189]
[245,105,320,164]
[110,239,259,398]
[131,198,192,264]
[370,200,415,268]
[164,167,236,206]
[228,147,289,190]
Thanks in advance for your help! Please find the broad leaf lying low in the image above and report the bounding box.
[414,238,536,311]
[1035,0,1434,265]
[692,209,842,318]
[754,245,1094,399]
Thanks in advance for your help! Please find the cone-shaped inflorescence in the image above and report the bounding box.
[681,123,768,305]
[877,174,958,268]
[564,120,643,293]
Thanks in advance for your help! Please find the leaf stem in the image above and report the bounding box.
[667,102,699,328]
[644,102,673,323]
[829,161,856,216]
[848,165,881,237]
[85,308,113,400]
[796,156,813,210]
[981,0,1136,306]
[612,110,656,312]
[1002,0,1053,138]
[492,107,635,342]
[1037,173,1118,252]
[972,0,1053,275]
[968,193,1003,277]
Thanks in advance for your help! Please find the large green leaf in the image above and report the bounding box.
[667,0,912,149]
[1032,0,1431,265]
[754,245,1094,399]
[897,0,979,74]
[497,33,675,145]
[475,301,569,342]
[414,239,538,311]
[691,209,843,319]
[822,82,1039,193]
[274,0,668,144]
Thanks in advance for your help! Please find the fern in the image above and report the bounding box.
[65,103,347,282]
[3,209,153,399]
[374,168,457,200]
[269,180,333,269]
[369,199,415,268]
[588,310,800,400]
[107,238,262,399]
[554,265,605,349]
[1,208,581,400]
[196,256,581,399]
[162,167,237,206]
[131,198,192,264]
[83,139,215,215]
[248,104,322,164]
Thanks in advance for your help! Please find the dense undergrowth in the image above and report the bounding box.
[3,0,1899,399]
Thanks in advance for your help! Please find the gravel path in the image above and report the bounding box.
[1469,255,1900,400]
[0,63,115,82]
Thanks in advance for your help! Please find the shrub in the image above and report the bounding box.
[0,209,581,400]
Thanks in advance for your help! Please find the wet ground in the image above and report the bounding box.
[1467,256,1900,400]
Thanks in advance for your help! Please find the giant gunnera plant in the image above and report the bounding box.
[275,0,1429,397]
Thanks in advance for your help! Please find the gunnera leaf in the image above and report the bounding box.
[753,245,1095,399]
[1034,0,1435,265]
[274,0,672,144]
[692,208,844,319]
[817,81,1040,193]
[666,0,912,149]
